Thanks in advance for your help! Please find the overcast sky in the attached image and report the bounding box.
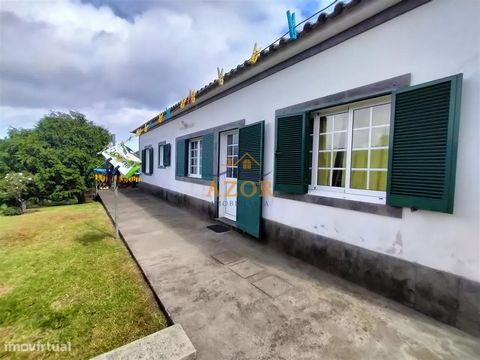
[0,0,334,148]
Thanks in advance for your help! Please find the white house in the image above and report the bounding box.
[135,0,480,336]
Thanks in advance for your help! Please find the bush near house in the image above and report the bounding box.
[0,202,167,359]
[0,111,111,213]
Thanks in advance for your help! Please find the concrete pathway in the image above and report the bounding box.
[99,189,480,360]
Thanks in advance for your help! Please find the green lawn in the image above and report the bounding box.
[0,202,167,359]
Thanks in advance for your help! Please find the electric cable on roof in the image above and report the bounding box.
[260,0,339,53]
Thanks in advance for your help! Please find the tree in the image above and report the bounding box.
[0,172,35,213]
[0,111,111,205]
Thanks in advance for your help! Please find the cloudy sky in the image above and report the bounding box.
[0,0,335,148]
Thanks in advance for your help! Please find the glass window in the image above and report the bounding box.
[188,138,202,178]
[226,133,239,179]
[317,112,348,188]
[158,144,164,167]
[311,97,391,198]
[144,147,152,175]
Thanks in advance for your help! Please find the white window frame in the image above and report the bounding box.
[309,96,391,204]
[188,138,202,178]
[144,146,153,175]
[158,144,165,168]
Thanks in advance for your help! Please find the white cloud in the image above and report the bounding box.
[0,0,330,142]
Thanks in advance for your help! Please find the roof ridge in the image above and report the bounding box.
[134,0,360,134]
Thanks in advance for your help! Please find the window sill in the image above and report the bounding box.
[274,191,402,218]
[176,176,212,186]
[308,189,386,205]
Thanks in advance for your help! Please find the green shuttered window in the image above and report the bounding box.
[274,74,462,213]
[387,74,462,213]
[176,134,214,180]
[201,134,214,180]
[142,147,153,175]
[158,143,171,168]
[141,149,146,173]
[274,113,310,194]
[175,139,187,177]
[163,143,171,167]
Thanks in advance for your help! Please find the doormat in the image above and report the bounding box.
[207,224,231,233]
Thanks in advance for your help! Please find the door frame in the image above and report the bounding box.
[218,129,239,221]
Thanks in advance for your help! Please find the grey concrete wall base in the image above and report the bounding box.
[262,218,480,337]
[139,182,216,219]
[91,324,196,360]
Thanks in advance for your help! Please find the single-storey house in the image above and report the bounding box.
[134,0,480,336]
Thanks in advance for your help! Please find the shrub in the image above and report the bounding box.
[3,206,23,216]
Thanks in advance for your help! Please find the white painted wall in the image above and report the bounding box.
[140,0,480,281]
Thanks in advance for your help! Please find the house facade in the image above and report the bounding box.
[136,0,480,335]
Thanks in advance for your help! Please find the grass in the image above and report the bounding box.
[0,202,167,359]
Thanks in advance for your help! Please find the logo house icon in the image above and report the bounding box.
[234,152,260,171]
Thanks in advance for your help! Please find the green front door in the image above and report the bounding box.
[236,121,264,238]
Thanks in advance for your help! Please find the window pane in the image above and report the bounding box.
[318,152,331,167]
[351,150,368,168]
[232,167,238,178]
[320,116,333,133]
[317,169,330,186]
[334,113,348,131]
[333,132,346,149]
[332,151,346,168]
[352,129,369,149]
[351,170,367,189]
[371,126,390,147]
[331,169,345,188]
[369,171,387,191]
[226,168,232,177]
[227,146,233,155]
[159,146,164,166]
[233,145,239,156]
[353,107,370,128]
[319,134,331,150]
[372,103,391,126]
[227,135,233,145]
[370,149,388,169]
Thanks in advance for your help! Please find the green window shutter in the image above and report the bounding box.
[274,113,309,194]
[237,121,264,238]
[201,133,214,180]
[148,148,154,175]
[175,139,187,177]
[141,149,146,173]
[387,74,462,213]
[163,143,171,167]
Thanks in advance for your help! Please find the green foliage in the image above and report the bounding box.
[2,206,23,216]
[0,111,110,205]
[0,172,35,214]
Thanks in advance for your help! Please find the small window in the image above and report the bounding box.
[188,138,202,178]
[310,96,391,202]
[143,147,153,175]
[158,144,165,167]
